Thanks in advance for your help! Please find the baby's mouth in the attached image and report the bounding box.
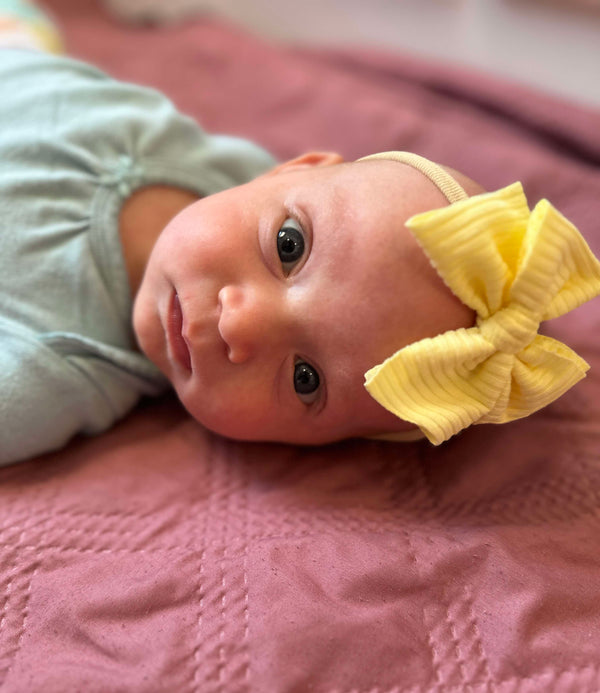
[167,291,192,373]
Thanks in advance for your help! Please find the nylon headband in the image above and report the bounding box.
[357,151,468,204]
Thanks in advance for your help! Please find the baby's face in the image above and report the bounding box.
[133,156,474,444]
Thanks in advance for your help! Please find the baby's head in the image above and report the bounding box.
[133,150,600,445]
[132,150,485,444]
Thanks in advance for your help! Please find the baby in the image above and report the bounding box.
[2,1,600,464]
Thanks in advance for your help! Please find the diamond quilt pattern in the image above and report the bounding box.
[1,384,600,691]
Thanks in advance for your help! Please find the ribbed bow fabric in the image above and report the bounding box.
[364,182,600,445]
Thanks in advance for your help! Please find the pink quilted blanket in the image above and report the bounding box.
[1,1,600,690]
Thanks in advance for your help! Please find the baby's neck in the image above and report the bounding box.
[118,185,199,297]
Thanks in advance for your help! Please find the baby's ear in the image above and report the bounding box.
[262,151,344,177]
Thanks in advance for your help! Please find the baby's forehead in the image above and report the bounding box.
[354,152,469,203]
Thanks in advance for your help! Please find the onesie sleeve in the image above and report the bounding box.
[0,322,150,466]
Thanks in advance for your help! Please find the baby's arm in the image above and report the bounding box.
[1,328,82,464]
[0,323,149,466]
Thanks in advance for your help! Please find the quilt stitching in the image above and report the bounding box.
[1,498,599,691]
[239,448,252,689]
[0,545,40,688]
[498,663,600,689]
[325,663,600,691]
[3,562,38,684]
[401,528,442,689]
[324,670,600,692]
[242,544,250,687]
[8,485,597,559]
[481,460,600,524]
[190,434,215,693]
[217,547,228,688]
[413,556,487,689]
[431,452,600,528]
[219,445,252,690]
[0,422,598,692]
[443,584,493,687]
[3,511,598,556]
[444,596,475,686]
[0,560,15,687]
[9,437,595,554]
[190,547,207,693]
[189,437,253,692]
[402,529,501,691]
[410,455,492,690]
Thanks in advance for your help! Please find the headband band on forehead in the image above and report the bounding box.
[359,151,600,445]
[357,151,469,204]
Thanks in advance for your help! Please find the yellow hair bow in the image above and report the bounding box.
[365,182,600,445]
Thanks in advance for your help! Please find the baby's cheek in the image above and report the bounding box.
[132,295,165,371]
[175,381,247,438]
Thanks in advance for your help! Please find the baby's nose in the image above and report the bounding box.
[217,285,284,364]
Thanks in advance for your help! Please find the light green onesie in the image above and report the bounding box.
[0,49,275,465]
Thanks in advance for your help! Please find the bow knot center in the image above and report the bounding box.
[478,304,540,355]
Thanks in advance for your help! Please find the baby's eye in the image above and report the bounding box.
[277,218,305,274]
[294,361,320,404]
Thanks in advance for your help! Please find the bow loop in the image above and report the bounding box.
[365,183,600,445]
